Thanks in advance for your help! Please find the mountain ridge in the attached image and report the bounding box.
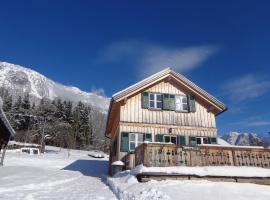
[222,131,269,147]
[0,61,110,111]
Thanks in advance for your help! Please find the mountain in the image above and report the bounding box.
[221,132,270,147]
[0,62,110,111]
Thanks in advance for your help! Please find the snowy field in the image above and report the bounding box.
[0,146,117,200]
[1,146,270,200]
[108,169,270,200]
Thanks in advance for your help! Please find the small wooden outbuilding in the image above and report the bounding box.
[0,97,15,165]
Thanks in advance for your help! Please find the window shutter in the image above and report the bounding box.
[155,134,164,142]
[141,92,149,109]
[169,94,175,111]
[162,94,170,110]
[120,132,129,152]
[144,133,152,142]
[210,137,217,144]
[177,135,186,146]
[189,136,197,146]
[188,95,196,112]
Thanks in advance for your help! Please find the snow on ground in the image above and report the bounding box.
[132,164,270,177]
[0,146,116,200]
[2,145,270,200]
[108,169,270,200]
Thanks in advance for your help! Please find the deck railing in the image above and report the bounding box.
[134,143,270,168]
[122,152,136,170]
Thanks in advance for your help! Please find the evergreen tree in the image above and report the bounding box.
[22,94,31,110]
[0,88,107,151]
[64,101,73,123]
[38,97,57,119]
[31,102,36,110]
[73,101,83,147]
[14,96,22,112]
[4,94,13,112]
[0,88,13,112]
[55,99,65,120]
[72,102,93,148]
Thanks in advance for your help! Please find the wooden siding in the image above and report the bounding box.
[120,80,216,128]
[119,123,216,138]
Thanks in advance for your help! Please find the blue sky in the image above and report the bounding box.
[0,0,269,136]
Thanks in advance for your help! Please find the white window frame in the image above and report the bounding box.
[149,93,162,109]
[175,95,188,112]
[129,133,144,151]
[164,135,177,144]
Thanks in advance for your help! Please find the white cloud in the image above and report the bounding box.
[141,45,217,77]
[94,40,218,77]
[223,74,270,102]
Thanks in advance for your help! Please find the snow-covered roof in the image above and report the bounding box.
[0,97,15,138]
[8,141,39,147]
[217,138,232,146]
[112,68,227,111]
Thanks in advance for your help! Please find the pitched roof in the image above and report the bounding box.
[0,97,15,138]
[112,68,227,111]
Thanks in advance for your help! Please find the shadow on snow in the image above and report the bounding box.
[62,159,109,177]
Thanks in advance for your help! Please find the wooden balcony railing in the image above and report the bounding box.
[134,143,270,168]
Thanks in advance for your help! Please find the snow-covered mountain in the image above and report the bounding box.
[0,62,110,111]
[221,132,268,146]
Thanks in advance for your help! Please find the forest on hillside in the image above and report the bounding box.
[0,87,109,152]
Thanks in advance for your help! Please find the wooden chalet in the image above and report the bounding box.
[0,97,15,165]
[106,68,270,173]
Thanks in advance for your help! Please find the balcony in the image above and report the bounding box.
[123,142,270,169]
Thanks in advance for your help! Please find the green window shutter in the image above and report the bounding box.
[144,133,152,142]
[162,94,170,110]
[169,94,175,111]
[189,136,197,146]
[120,132,129,152]
[155,134,164,142]
[141,92,149,109]
[177,135,186,146]
[210,137,217,144]
[188,95,196,112]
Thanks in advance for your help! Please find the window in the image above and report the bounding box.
[149,93,162,109]
[164,135,177,144]
[164,136,170,143]
[175,95,188,112]
[203,137,211,144]
[196,137,211,145]
[129,133,144,151]
[171,136,177,144]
